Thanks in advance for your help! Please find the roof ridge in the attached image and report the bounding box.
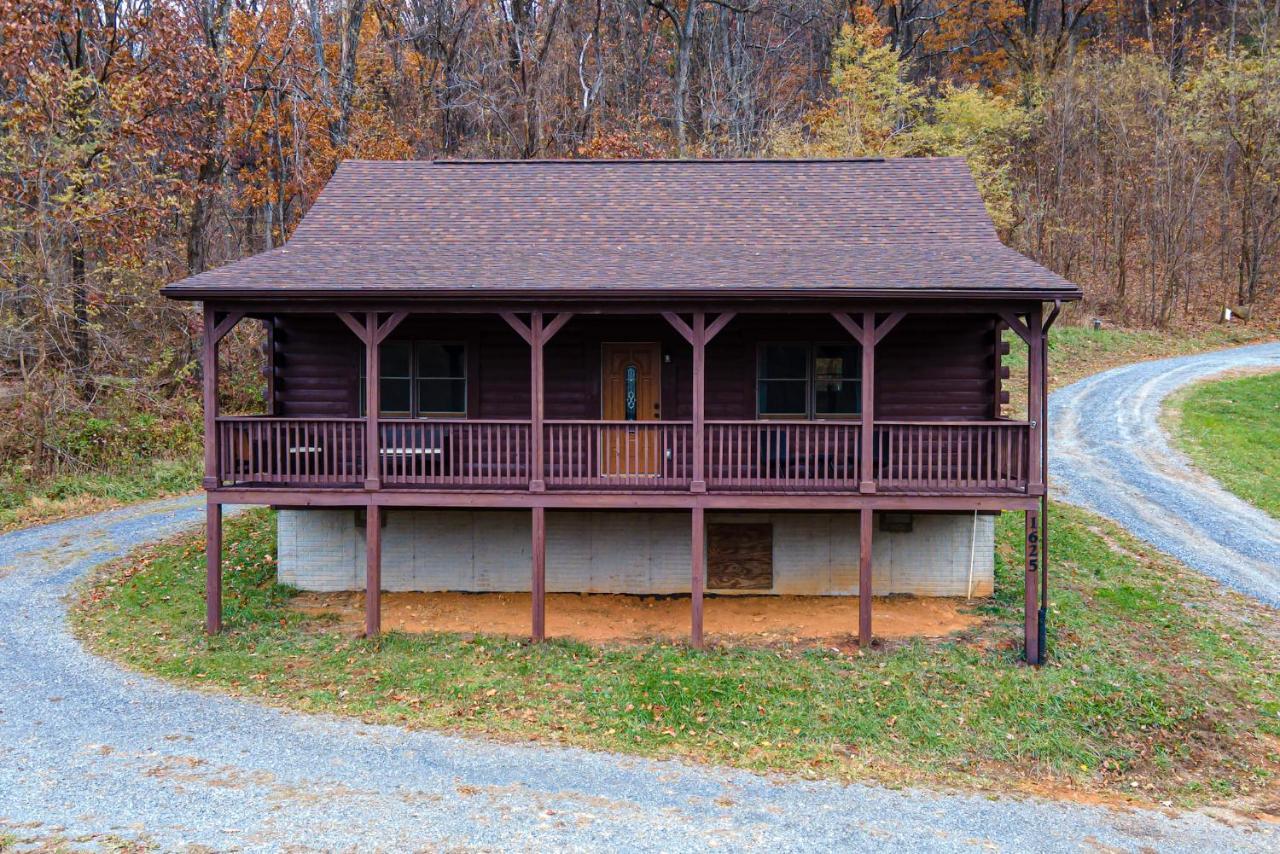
[335,156,969,166]
[430,157,890,165]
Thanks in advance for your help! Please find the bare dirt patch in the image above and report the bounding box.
[289,591,982,644]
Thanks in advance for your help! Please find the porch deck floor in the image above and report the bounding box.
[222,482,1028,497]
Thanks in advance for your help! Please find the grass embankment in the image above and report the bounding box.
[75,506,1280,808]
[1007,322,1275,397]
[0,459,200,533]
[1168,370,1280,518]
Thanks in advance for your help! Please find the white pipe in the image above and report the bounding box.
[967,509,978,601]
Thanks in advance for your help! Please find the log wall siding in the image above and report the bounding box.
[273,315,361,418]
[271,314,998,423]
[875,315,1000,421]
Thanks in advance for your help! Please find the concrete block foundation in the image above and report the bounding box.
[277,509,995,597]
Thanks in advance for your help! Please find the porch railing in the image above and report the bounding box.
[217,417,365,485]
[545,421,693,489]
[379,419,530,487]
[706,421,862,491]
[214,417,1032,494]
[873,421,1030,492]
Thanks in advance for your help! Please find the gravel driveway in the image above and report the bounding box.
[1050,341,1280,606]
[1,498,1275,850]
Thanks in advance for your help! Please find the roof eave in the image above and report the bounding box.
[162,284,1083,303]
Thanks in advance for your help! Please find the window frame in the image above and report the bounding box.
[811,341,862,420]
[755,341,861,421]
[755,342,811,420]
[359,339,468,419]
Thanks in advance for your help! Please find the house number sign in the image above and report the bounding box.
[1026,513,1039,574]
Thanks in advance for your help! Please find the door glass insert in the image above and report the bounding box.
[624,364,638,421]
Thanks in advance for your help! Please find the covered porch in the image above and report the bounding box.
[200,301,1053,662]
[203,305,1043,499]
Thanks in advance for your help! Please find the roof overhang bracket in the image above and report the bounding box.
[705,311,736,344]
[1042,300,1063,334]
[662,312,694,346]
[502,311,573,346]
[500,312,532,345]
[543,312,574,344]
[830,312,866,346]
[337,312,370,344]
[873,311,905,345]
[375,311,409,344]
[998,310,1035,346]
[209,310,245,345]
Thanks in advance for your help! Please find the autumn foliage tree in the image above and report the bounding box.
[0,0,1278,489]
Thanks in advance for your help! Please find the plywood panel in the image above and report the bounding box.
[707,523,773,590]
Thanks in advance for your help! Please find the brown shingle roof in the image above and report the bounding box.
[162,158,1081,302]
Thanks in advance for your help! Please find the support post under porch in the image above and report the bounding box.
[859,508,873,647]
[205,499,221,635]
[691,505,705,648]
[365,503,382,637]
[532,506,546,642]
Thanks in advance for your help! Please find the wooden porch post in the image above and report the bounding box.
[691,504,705,648]
[859,507,873,647]
[1024,506,1041,665]
[996,303,1049,665]
[202,307,222,632]
[364,312,381,491]
[205,500,222,634]
[530,312,546,492]
[532,505,546,642]
[1026,305,1045,495]
[860,311,876,494]
[1038,301,1059,662]
[202,305,220,490]
[691,312,706,493]
[201,304,240,635]
[365,502,381,637]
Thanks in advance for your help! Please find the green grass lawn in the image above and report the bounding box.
[1169,370,1280,518]
[74,505,1280,807]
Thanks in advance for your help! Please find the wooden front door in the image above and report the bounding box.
[601,343,662,476]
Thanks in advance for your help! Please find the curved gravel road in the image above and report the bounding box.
[1,498,1276,850]
[1050,341,1280,607]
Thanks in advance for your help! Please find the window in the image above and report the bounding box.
[379,341,413,417]
[757,343,860,418]
[360,341,467,417]
[757,344,809,417]
[417,343,467,415]
[814,343,860,416]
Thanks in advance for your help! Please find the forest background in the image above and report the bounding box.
[1,0,1277,506]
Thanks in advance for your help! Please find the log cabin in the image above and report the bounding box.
[162,158,1082,662]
